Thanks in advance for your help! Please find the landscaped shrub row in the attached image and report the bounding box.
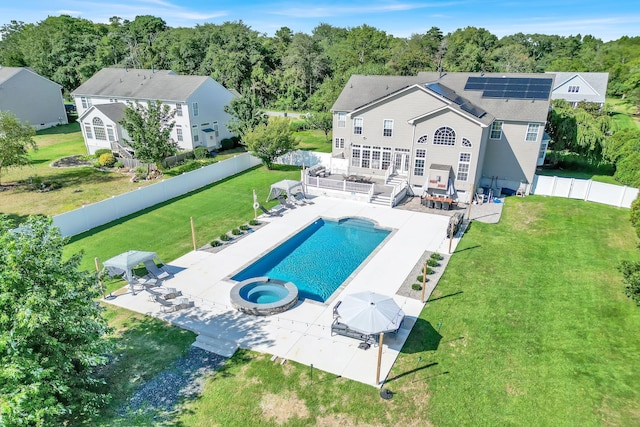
[210,220,260,247]
[413,253,443,291]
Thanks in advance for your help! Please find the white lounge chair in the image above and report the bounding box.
[143,260,171,280]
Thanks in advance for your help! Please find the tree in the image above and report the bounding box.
[120,100,177,167]
[0,215,112,425]
[224,90,268,138]
[304,111,333,142]
[0,111,37,186]
[243,117,299,169]
[620,260,640,306]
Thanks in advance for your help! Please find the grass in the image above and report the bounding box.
[294,129,333,153]
[607,97,640,131]
[65,165,301,284]
[90,196,640,426]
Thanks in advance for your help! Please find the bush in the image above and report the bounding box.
[94,148,111,158]
[220,138,235,151]
[93,161,101,168]
[239,224,250,231]
[430,252,443,260]
[249,219,260,226]
[219,233,230,241]
[411,283,423,291]
[631,196,640,239]
[194,146,208,159]
[134,166,147,180]
[231,228,242,235]
[211,240,221,247]
[290,120,307,132]
[416,275,430,283]
[427,259,440,267]
[98,153,116,167]
[114,161,124,168]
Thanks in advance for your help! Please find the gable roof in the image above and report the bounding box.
[79,102,128,123]
[546,72,609,104]
[0,66,62,88]
[71,68,210,102]
[333,72,554,123]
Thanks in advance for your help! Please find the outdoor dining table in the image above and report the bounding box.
[421,195,455,210]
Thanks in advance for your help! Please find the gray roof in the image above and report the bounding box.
[547,71,609,104]
[333,72,555,123]
[71,68,209,102]
[94,102,127,123]
[0,66,62,88]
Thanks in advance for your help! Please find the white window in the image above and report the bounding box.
[213,121,219,137]
[176,104,183,117]
[106,126,115,142]
[462,138,472,147]
[433,126,456,146]
[457,152,471,181]
[84,123,93,139]
[176,126,183,142]
[351,144,361,167]
[337,112,346,128]
[526,123,540,142]
[353,117,363,135]
[192,102,199,117]
[383,119,393,137]
[371,146,382,169]
[361,145,371,168]
[92,117,106,140]
[334,137,345,149]
[81,97,91,109]
[414,149,426,176]
[382,147,392,170]
[568,85,580,93]
[417,135,428,144]
[490,121,503,139]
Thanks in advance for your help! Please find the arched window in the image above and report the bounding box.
[417,135,428,144]
[433,127,456,146]
[462,138,472,148]
[92,117,106,140]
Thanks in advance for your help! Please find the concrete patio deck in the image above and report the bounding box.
[105,196,467,387]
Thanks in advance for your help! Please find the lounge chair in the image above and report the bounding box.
[277,195,295,209]
[145,285,181,300]
[259,204,283,217]
[153,295,194,313]
[294,192,312,205]
[143,260,171,280]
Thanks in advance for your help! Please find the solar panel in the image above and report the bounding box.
[425,83,486,118]
[464,76,552,100]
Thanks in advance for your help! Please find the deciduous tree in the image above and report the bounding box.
[304,111,333,142]
[0,216,112,425]
[223,90,268,138]
[0,111,37,186]
[243,117,299,169]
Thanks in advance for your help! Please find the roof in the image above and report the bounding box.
[71,68,210,102]
[429,164,451,171]
[546,72,609,104]
[78,102,127,123]
[333,72,554,123]
[0,66,62,88]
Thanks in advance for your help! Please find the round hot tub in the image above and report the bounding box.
[230,277,298,316]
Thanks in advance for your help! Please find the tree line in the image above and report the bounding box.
[1,15,639,113]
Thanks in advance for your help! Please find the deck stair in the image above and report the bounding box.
[192,333,239,358]
[370,194,391,206]
[386,174,405,187]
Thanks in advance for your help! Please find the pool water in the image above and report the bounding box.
[232,218,391,302]
[240,282,288,304]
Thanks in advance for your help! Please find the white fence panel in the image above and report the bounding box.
[53,153,261,237]
[275,150,330,167]
[531,174,638,208]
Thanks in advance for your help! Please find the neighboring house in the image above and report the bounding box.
[547,72,609,108]
[0,66,68,130]
[331,72,555,200]
[71,68,236,155]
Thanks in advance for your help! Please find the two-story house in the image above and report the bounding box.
[0,66,68,130]
[71,68,236,154]
[547,72,609,108]
[331,72,555,200]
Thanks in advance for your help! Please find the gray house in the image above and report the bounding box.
[331,72,555,200]
[71,68,236,154]
[547,72,609,108]
[0,66,68,130]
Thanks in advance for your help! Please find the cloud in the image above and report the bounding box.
[270,1,462,18]
[55,9,83,16]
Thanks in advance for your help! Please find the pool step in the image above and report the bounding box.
[192,333,238,358]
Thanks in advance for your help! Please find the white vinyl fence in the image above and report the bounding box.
[53,153,262,237]
[275,150,331,168]
[531,175,639,208]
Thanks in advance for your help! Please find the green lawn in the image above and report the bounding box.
[294,129,332,153]
[607,97,640,130]
[87,196,640,426]
[65,165,302,280]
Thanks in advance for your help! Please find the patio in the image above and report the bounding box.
[105,196,466,387]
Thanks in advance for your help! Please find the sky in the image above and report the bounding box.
[2,0,639,41]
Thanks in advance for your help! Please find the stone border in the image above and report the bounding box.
[230,277,299,316]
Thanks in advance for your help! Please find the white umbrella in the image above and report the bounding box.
[337,291,405,335]
[447,177,456,197]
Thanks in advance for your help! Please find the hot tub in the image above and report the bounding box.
[230,277,298,316]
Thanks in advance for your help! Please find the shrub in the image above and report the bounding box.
[211,240,221,247]
[430,252,443,260]
[219,233,230,241]
[220,138,235,151]
[249,219,260,226]
[239,224,250,231]
[427,259,440,267]
[98,153,116,167]
[631,196,640,239]
[416,275,431,283]
[94,148,111,158]
[231,228,242,235]
[93,161,101,168]
[114,161,124,168]
[290,120,307,132]
[194,146,208,159]
[411,283,423,291]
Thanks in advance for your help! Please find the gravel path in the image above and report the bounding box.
[119,346,227,417]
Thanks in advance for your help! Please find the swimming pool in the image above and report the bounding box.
[231,217,391,302]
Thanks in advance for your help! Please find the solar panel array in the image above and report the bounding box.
[464,77,552,100]
[426,83,487,118]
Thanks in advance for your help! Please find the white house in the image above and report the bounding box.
[0,66,68,130]
[547,72,609,108]
[71,68,236,155]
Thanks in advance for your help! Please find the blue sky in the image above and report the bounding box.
[2,0,639,41]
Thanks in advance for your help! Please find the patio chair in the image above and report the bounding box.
[145,285,181,300]
[434,199,442,210]
[259,204,283,217]
[153,295,194,313]
[277,195,295,209]
[293,192,312,206]
[143,260,171,280]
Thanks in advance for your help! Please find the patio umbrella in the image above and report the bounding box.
[446,177,456,197]
[337,291,405,335]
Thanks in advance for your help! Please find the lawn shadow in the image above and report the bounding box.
[453,244,480,254]
[400,318,442,354]
[427,291,463,303]
[385,362,439,383]
[36,122,80,136]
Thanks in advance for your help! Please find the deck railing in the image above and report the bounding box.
[304,175,374,195]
